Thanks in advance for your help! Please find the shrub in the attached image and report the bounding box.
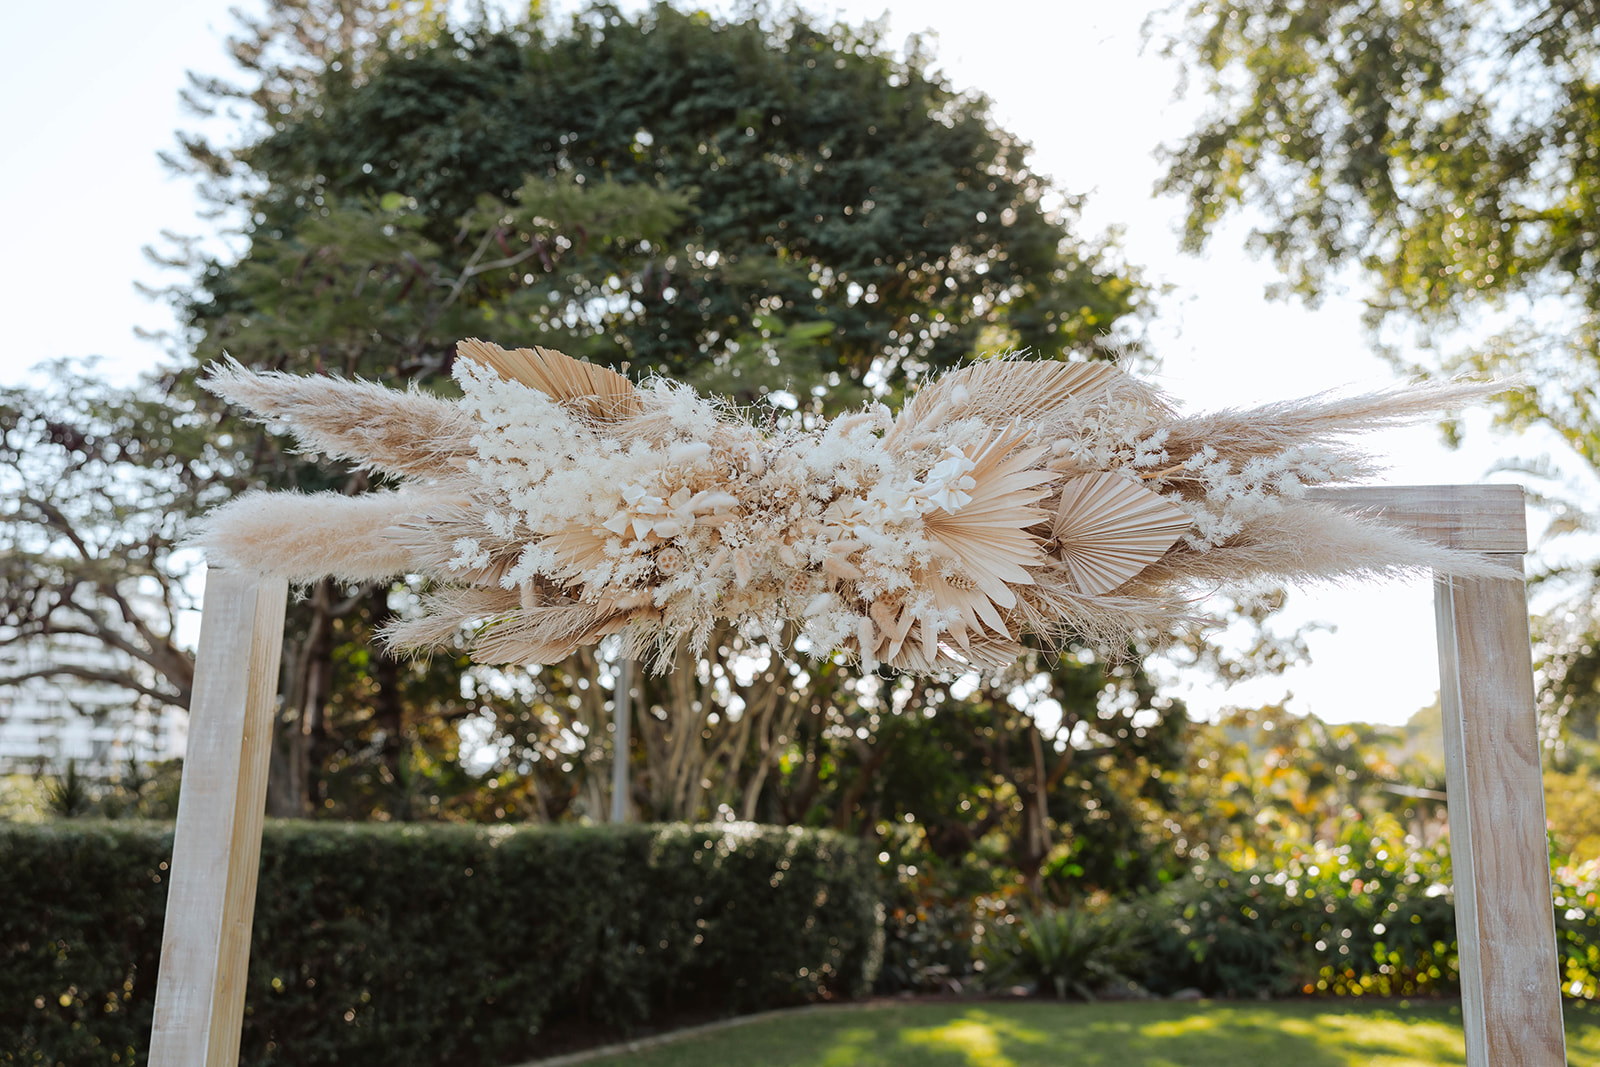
[0,820,882,1067]
[1123,870,1310,998]
[1556,857,1600,999]
[872,837,1010,994]
[1121,830,1461,999]
[977,903,1138,999]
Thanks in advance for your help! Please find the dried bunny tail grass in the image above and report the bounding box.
[380,586,521,655]
[1015,574,1200,652]
[203,359,476,476]
[1125,500,1518,594]
[190,488,451,581]
[457,338,641,420]
[1159,378,1509,470]
[466,602,625,665]
[888,356,1170,447]
[386,500,526,587]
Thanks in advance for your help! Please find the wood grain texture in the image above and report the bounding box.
[1306,484,1527,552]
[1435,555,1565,1067]
[148,569,287,1067]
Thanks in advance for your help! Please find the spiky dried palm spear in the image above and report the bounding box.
[195,340,1511,674]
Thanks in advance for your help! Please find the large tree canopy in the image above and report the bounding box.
[197,1,1139,401]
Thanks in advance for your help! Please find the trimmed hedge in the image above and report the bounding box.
[0,820,883,1067]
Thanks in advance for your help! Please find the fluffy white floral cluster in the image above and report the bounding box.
[448,356,1032,669]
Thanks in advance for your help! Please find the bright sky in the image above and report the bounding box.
[0,0,1550,725]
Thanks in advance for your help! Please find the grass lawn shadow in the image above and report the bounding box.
[557,998,1543,1066]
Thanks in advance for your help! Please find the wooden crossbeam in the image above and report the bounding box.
[1314,485,1563,1067]
[1306,484,1527,552]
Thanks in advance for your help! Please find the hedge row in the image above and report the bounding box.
[0,821,883,1067]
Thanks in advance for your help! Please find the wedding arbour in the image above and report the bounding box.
[146,342,1563,1067]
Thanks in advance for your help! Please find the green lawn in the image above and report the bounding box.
[561,999,1600,1067]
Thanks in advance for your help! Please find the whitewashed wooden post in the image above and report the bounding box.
[1313,485,1565,1066]
[148,569,288,1067]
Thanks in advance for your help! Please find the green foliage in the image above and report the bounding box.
[0,776,49,823]
[0,822,168,1067]
[1155,0,1600,754]
[42,763,94,820]
[0,820,881,1067]
[955,816,1467,1002]
[977,903,1138,1000]
[779,650,1193,900]
[1157,0,1600,369]
[1124,822,1461,999]
[32,759,183,823]
[1167,704,1451,867]
[224,3,1140,398]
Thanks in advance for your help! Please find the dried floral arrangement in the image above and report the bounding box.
[197,339,1507,674]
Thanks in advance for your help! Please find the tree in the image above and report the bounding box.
[749,647,1193,896]
[150,0,1149,819]
[0,365,222,711]
[1154,0,1600,754]
[1156,0,1600,445]
[215,1,1141,400]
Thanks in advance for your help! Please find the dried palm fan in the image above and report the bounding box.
[196,337,1509,674]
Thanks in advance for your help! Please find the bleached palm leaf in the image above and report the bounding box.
[888,357,1163,447]
[458,337,641,419]
[1049,473,1192,595]
[924,426,1054,635]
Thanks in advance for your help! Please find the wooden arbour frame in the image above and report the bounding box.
[145,484,1565,1067]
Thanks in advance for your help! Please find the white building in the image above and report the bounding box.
[0,633,186,778]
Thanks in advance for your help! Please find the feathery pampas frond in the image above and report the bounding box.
[194,340,1514,674]
[203,359,476,476]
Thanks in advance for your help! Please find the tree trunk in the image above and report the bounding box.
[369,586,405,810]
[264,581,337,817]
